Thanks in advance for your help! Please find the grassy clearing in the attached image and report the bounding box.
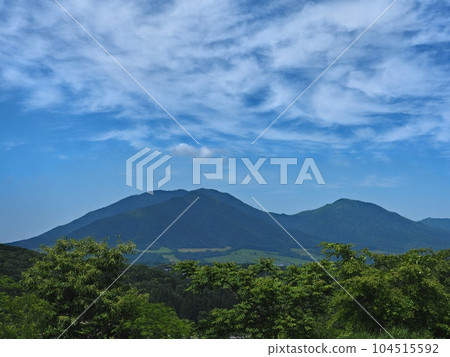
[136,246,315,265]
[137,247,173,254]
[177,246,232,253]
[289,248,321,259]
[206,249,310,265]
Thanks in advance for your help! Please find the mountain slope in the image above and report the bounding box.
[9,189,188,249]
[0,244,42,281]
[9,190,450,256]
[420,218,450,233]
[67,190,321,253]
[278,198,449,252]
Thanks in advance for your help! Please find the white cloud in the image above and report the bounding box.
[0,0,449,149]
[171,143,216,157]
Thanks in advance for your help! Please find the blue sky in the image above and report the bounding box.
[1,0,449,243]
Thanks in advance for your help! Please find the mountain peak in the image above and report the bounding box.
[8,189,449,254]
[331,198,373,206]
[324,198,390,214]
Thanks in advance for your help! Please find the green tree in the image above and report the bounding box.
[323,244,449,338]
[114,289,192,338]
[0,276,54,338]
[176,258,334,338]
[22,237,192,338]
[177,245,449,339]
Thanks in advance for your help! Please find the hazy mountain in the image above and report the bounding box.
[420,218,450,233]
[51,190,321,253]
[9,190,449,260]
[10,189,188,248]
[278,198,449,252]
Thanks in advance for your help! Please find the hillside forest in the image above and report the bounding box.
[0,238,449,339]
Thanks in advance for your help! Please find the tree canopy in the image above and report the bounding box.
[176,243,449,338]
[0,239,448,338]
[20,237,192,338]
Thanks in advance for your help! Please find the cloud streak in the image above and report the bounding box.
[0,0,449,152]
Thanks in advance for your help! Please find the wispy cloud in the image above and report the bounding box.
[2,141,24,151]
[0,0,449,151]
[359,174,401,188]
[89,125,151,149]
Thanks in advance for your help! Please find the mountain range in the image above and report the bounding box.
[8,189,450,265]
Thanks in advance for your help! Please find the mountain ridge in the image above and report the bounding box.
[277,197,449,252]
[8,189,449,258]
[8,189,189,247]
[420,218,450,233]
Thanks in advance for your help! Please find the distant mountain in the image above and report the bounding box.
[420,218,450,233]
[9,190,449,263]
[42,190,321,253]
[11,189,188,248]
[277,198,449,252]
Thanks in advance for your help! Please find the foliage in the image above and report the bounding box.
[20,237,192,338]
[0,239,448,339]
[125,264,236,321]
[114,290,192,338]
[0,276,54,338]
[175,259,334,338]
[176,244,450,338]
[0,244,42,283]
[323,244,450,338]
